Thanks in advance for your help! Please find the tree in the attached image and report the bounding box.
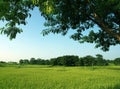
[36,58,42,65]
[19,59,29,64]
[30,58,36,64]
[24,59,29,64]
[62,55,79,66]
[0,0,120,51]
[50,55,79,66]
[41,0,120,51]
[96,54,108,66]
[0,61,6,67]
[0,0,34,39]
[80,55,96,66]
[19,59,24,64]
[114,58,120,65]
[50,58,58,66]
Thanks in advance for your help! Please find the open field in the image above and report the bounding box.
[0,65,120,89]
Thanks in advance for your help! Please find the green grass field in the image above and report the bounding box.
[0,65,120,89]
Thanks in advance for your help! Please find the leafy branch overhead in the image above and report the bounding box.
[0,0,120,51]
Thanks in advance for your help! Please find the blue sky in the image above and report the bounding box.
[0,7,120,62]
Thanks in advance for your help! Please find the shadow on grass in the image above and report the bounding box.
[90,66,120,71]
[107,68,120,70]
[107,84,120,89]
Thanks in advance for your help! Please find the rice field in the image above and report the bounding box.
[0,65,120,89]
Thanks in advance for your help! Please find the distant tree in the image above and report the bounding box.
[96,54,108,66]
[106,59,114,65]
[114,58,120,65]
[30,58,36,64]
[24,59,29,64]
[55,57,64,66]
[50,57,63,66]
[0,61,6,64]
[63,55,79,66]
[45,60,50,65]
[0,61,6,67]
[32,58,50,65]
[8,62,18,65]
[19,59,29,64]
[96,54,103,59]
[36,58,42,65]
[79,58,85,66]
[19,59,24,64]
[50,55,79,66]
[40,59,45,65]
[80,55,96,66]
[50,58,58,66]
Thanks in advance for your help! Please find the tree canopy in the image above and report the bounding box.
[0,0,120,51]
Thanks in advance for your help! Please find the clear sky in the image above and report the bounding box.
[0,7,120,62]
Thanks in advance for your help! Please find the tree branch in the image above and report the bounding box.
[89,14,120,41]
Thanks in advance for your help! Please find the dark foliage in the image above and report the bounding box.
[0,0,120,51]
[114,58,120,65]
[18,54,109,66]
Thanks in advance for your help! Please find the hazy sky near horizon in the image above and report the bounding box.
[0,7,120,62]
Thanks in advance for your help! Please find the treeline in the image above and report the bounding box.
[0,61,18,67]
[1,54,120,67]
[18,54,120,66]
[19,58,50,65]
[50,55,108,66]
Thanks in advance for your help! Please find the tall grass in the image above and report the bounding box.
[0,66,120,89]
